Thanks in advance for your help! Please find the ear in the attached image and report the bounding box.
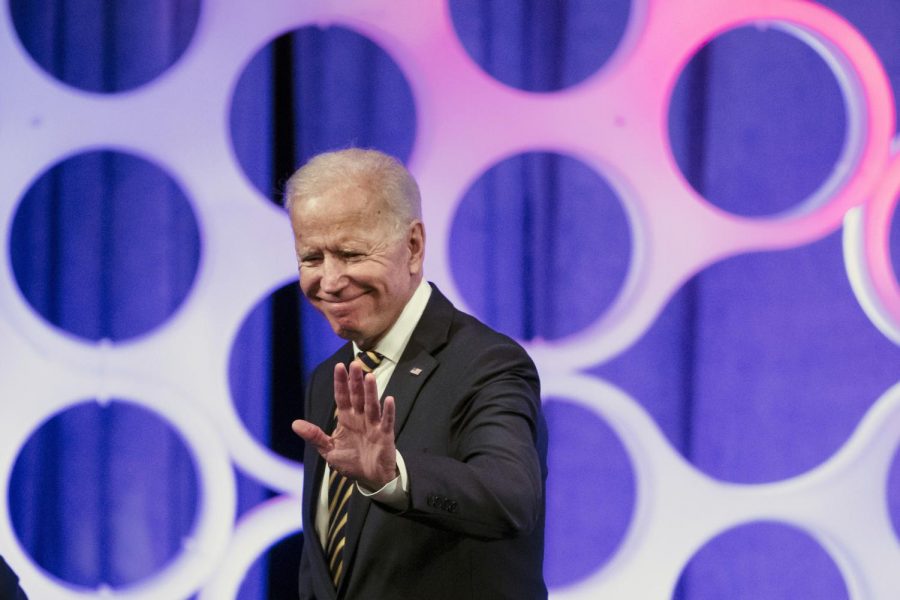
[407,221,425,275]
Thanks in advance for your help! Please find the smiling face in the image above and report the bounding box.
[290,183,425,349]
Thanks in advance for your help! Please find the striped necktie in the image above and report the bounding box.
[325,350,384,587]
[355,349,383,373]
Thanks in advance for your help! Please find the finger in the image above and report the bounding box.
[380,396,396,434]
[291,419,334,454]
[348,360,366,413]
[364,373,380,423]
[333,362,351,412]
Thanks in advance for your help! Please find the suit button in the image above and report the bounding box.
[449,502,458,513]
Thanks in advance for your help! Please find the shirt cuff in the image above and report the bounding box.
[357,450,409,509]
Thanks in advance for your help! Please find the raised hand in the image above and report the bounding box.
[292,361,397,490]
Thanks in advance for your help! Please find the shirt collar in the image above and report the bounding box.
[352,279,432,365]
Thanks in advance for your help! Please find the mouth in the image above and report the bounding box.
[316,291,369,310]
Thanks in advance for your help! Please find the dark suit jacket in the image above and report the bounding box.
[299,285,547,599]
[0,556,27,600]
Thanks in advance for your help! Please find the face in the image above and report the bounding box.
[290,185,425,349]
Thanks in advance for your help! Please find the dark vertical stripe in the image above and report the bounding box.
[485,172,498,328]
[480,0,497,327]
[99,157,115,583]
[521,156,535,339]
[99,406,112,582]
[303,30,324,160]
[680,45,712,462]
[269,36,304,598]
[269,286,304,462]
[41,2,65,580]
[684,48,712,193]
[161,5,181,563]
[49,166,62,326]
[522,0,533,90]
[52,2,65,84]
[675,44,712,600]
[272,33,297,194]
[552,1,567,90]
[542,153,559,340]
[673,46,710,600]
[100,152,113,340]
[38,421,62,575]
[269,32,303,457]
[481,1,494,72]
[103,1,117,92]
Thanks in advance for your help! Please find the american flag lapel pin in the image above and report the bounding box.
[409,367,423,376]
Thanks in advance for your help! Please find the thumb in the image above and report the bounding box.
[292,419,333,453]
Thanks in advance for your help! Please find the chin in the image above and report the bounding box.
[326,311,381,346]
[331,320,363,341]
[331,323,356,339]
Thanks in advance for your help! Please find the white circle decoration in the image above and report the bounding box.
[1,0,898,598]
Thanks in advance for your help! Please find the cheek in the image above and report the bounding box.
[298,271,318,297]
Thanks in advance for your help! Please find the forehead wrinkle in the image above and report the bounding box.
[291,187,405,254]
[295,220,395,254]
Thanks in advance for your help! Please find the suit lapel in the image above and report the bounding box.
[383,349,437,437]
[310,345,353,507]
[304,346,353,598]
[303,454,334,599]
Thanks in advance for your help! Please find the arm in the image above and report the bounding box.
[291,340,546,540]
[397,341,545,540]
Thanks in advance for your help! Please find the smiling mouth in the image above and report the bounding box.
[318,292,369,308]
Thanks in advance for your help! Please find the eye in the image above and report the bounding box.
[339,250,365,261]
[299,252,323,267]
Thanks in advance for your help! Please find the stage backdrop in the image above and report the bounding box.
[2,0,900,598]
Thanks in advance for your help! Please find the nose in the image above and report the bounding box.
[319,255,347,294]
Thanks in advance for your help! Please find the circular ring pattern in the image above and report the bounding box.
[448,151,631,342]
[9,149,202,342]
[844,148,900,346]
[8,0,202,93]
[668,25,846,218]
[0,391,235,599]
[1,1,899,599]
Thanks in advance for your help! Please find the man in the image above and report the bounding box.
[0,556,28,599]
[287,148,547,599]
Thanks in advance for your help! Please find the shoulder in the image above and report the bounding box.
[448,307,527,355]
[432,293,538,381]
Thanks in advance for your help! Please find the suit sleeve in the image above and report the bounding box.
[396,340,545,540]
[298,366,326,600]
[298,542,313,600]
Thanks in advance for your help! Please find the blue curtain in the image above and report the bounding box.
[8,0,206,591]
[6,0,900,598]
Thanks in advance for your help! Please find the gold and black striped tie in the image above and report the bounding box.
[326,350,383,587]
[355,350,383,373]
[325,447,353,587]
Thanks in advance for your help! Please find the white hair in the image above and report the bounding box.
[284,148,421,234]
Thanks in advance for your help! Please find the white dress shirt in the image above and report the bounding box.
[314,280,432,547]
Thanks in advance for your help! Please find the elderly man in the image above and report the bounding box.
[287,148,547,599]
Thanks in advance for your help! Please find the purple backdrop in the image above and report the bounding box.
[4,0,900,598]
